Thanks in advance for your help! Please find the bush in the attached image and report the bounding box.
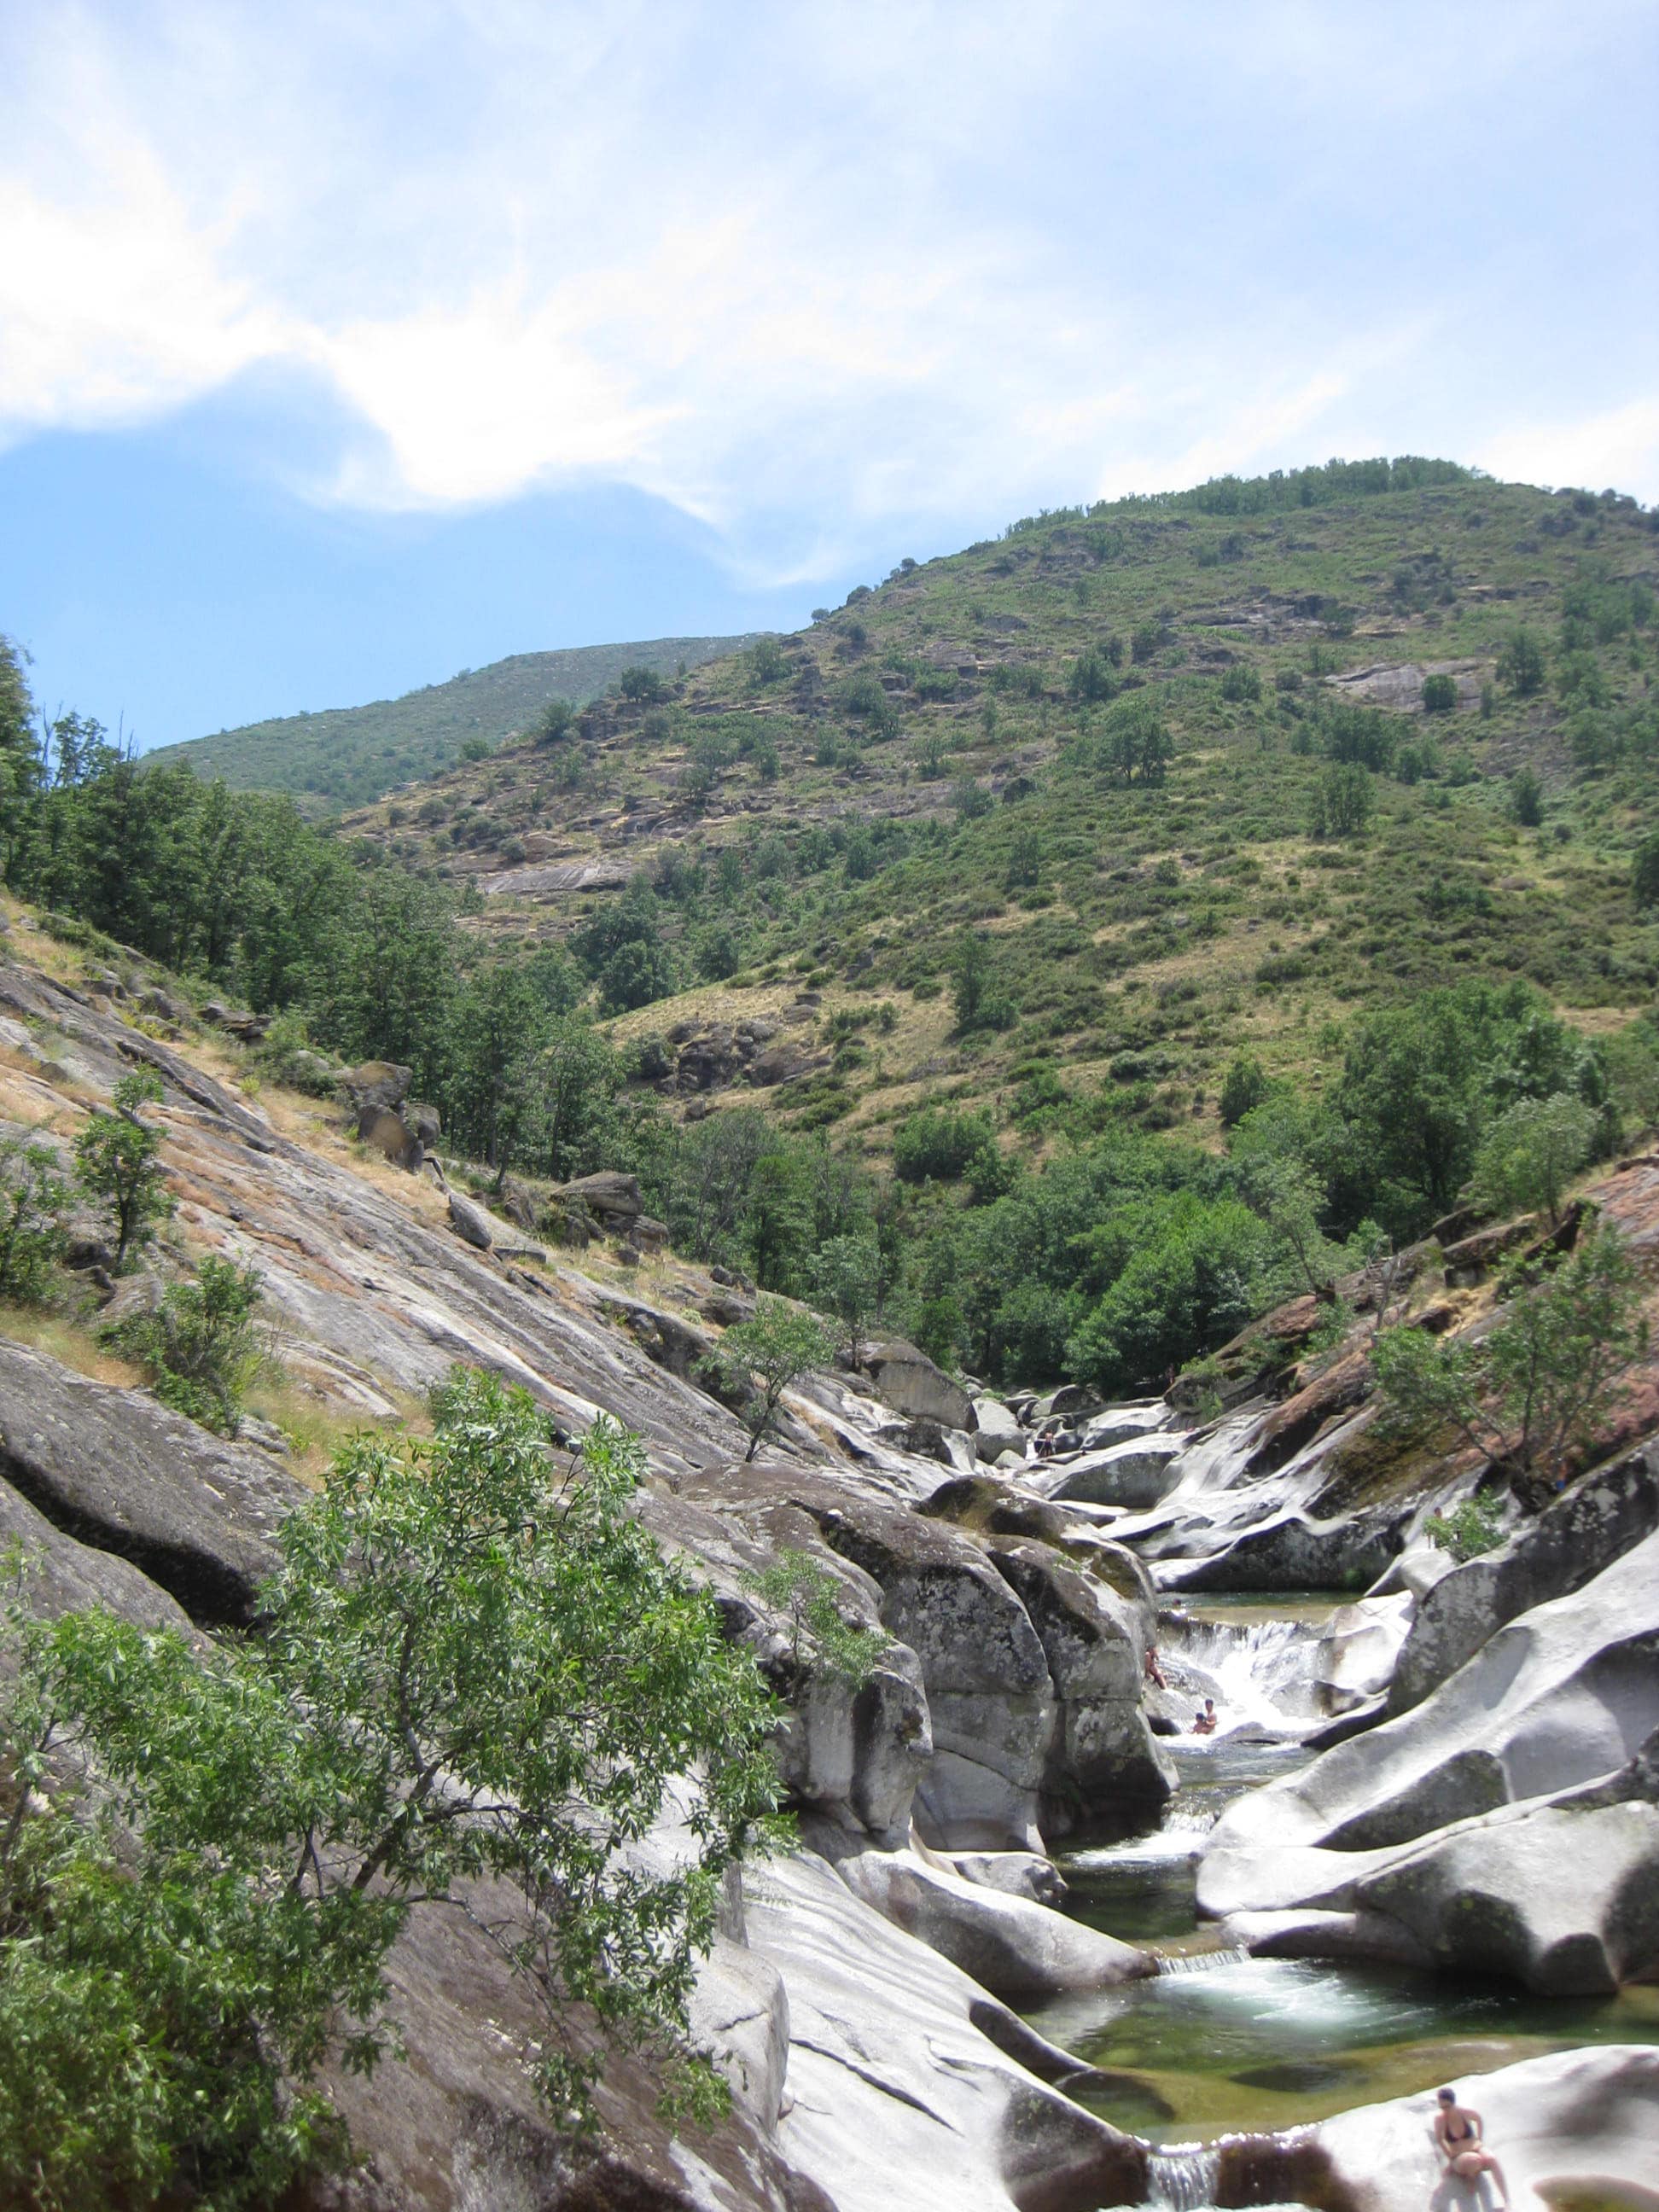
[746,1551,884,1684]
[104,1257,267,1435]
[1220,665,1262,704]
[1633,833,1659,909]
[618,666,667,703]
[1424,1493,1506,1561]
[1421,673,1458,713]
[1309,763,1373,838]
[1068,650,1120,704]
[893,1107,999,1185]
[534,697,576,743]
[0,1138,66,1304]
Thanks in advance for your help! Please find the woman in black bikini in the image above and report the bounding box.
[1432,2087,1510,2207]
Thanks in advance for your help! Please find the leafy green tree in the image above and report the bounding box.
[1633,833,1659,910]
[527,1019,620,1183]
[809,1233,882,1364]
[1068,650,1120,705]
[618,665,667,703]
[1220,664,1262,704]
[745,1152,813,1289]
[1511,767,1544,826]
[75,1071,173,1269]
[1470,1094,1598,1225]
[0,1374,781,2200]
[0,1139,66,1305]
[950,775,992,824]
[1423,1494,1506,1560]
[746,1551,884,1685]
[1372,1228,1649,1490]
[747,637,788,686]
[105,1257,267,1435]
[716,1300,835,1459]
[1421,673,1458,713]
[1498,627,1546,697]
[950,928,990,1031]
[893,1106,999,1185]
[0,637,39,878]
[1237,1153,1345,1299]
[1068,1194,1274,1396]
[1310,762,1372,837]
[1218,1053,1271,1128]
[1005,824,1045,890]
[599,936,676,1015]
[533,697,576,743]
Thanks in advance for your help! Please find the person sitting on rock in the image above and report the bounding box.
[1143,1644,1167,1690]
[1192,1697,1218,1735]
[1432,2087,1510,2209]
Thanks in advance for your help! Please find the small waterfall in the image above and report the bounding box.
[1162,1613,1321,1734]
[1153,1945,1250,1975]
[1144,2143,1220,2209]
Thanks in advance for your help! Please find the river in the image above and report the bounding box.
[1020,1595,1659,2185]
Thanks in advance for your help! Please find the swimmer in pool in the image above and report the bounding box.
[1432,2087,1510,2208]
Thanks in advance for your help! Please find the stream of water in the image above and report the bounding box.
[1023,1595,1659,2168]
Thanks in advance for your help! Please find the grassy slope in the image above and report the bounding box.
[339,471,1659,1160]
[144,634,765,814]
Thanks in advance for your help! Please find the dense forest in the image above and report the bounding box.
[6,458,1659,1397]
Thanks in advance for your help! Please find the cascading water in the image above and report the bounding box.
[1161,1610,1324,1736]
[1143,2143,1220,2209]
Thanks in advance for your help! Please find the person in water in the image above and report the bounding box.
[1192,1697,1218,1735]
[1432,2087,1510,2207]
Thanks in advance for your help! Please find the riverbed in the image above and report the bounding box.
[1022,1596,1659,2151]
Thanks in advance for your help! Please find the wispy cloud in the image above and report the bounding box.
[2,0,1655,580]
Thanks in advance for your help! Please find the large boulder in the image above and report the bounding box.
[0,1337,302,1627]
[826,1842,1149,1998]
[1389,1439,1659,1714]
[336,1060,412,1116]
[973,1396,1025,1463]
[862,1340,976,1433]
[1313,1591,1413,1715]
[805,1498,1057,1851]
[1357,1798,1659,1994]
[552,1170,643,1222]
[988,1540,1177,1831]
[1045,1435,1186,1510]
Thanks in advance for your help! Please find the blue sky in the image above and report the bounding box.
[2,1,1655,751]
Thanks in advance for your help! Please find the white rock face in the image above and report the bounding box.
[1313,1590,1413,1713]
[1309,2044,1659,2212]
[1209,1526,1659,1858]
[743,1852,1144,2212]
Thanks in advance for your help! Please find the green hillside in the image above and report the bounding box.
[344,459,1659,1155]
[143,633,765,812]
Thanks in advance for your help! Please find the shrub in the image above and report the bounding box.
[1220,665,1262,704]
[599,937,677,1014]
[0,1138,66,1304]
[1218,1054,1271,1128]
[748,637,789,686]
[893,1107,999,1185]
[1421,673,1458,713]
[1633,834,1659,909]
[74,1071,173,1269]
[1498,628,1545,697]
[534,697,576,743]
[1130,620,1163,665]
[1068,651,1120,705]
[1309,763,1373,837]
[746,1551,884,1685]
[618,666,667,703]
[1423,1493,1506,1560]
[104,1257,268,1435]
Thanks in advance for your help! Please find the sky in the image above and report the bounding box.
[2,1,1655,752]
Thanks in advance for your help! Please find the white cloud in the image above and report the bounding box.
[1,0,1654,571]
[1476,399,1659,501]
